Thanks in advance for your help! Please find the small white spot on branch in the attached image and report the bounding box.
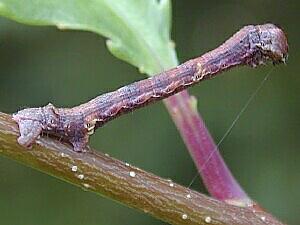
[205,216,212,223]
[83,183,90,188]
[60,152,67,157]
[78,174,84,180]
[71,165,78,172]
[129,171,136,177]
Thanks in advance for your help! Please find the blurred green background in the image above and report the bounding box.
[0,0,299,224]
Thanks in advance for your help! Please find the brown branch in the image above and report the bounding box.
[0,112,283,225]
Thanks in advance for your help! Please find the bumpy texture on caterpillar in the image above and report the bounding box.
[13,24,288,152]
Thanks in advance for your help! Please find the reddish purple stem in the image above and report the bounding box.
[165,91,250,204]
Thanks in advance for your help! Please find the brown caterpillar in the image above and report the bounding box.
[12,24,288,152]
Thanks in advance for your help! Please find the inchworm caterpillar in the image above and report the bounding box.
[13,24,288,152]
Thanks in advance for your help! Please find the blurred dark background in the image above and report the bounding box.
[0,0,299,224]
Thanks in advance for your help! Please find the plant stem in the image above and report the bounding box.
[0,112,282,225]
[164,91,250,205]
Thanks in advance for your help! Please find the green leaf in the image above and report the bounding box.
[0,0,178,74]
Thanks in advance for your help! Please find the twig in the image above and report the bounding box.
[164,91,249,204]
[0,112,283,225]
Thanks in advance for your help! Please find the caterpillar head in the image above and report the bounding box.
[257,24,288,64]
